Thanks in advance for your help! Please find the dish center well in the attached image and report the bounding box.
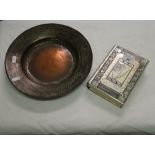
[22,39,76,84]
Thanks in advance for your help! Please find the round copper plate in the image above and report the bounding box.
[5,24,93,99]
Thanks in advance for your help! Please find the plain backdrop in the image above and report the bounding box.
[0,20,154,134]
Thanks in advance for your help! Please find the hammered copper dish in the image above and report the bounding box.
[5,24,93,99]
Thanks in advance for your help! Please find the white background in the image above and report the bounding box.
[0,20,154,135]
[1,0,155,155]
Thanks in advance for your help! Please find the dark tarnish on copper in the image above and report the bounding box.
[5,24,93,99]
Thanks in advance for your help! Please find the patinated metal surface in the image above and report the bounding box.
[5,24,93,99]
[87,45,149,108]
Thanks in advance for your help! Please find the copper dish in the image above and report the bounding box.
[5,24,92,99]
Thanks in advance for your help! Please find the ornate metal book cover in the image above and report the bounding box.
[87,45,149,108]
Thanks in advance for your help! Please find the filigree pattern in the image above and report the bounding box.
[90,45,149,106]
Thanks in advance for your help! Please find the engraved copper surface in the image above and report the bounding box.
[5,23,92,99]
[28,45,74,83]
